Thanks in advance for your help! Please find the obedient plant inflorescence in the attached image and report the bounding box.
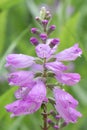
[5,7,82,130]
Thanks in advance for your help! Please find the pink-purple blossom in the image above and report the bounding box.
[53,87,82,123]
[45,61,67,72]
[5,54,35,68]
[35,44,52,58]
[5,99,42,117]
[56,44,82,61]
[5,79,46,117]
[55,72,80,86]
[8,71,34,87]
[5,7,82,127]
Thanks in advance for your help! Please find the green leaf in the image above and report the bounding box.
[26,0,39,17]
[0,11,7,56]
[0,87,16,119]
[0,0,22,12]
[0,26,29,72]
[72,84,87,106]
[59,14,79,51]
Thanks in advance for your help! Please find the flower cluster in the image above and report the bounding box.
[5,7,82,129]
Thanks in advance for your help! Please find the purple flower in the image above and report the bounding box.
[6,54,35,68]
[45,61,67,72]
[15,87,31,99]
[5,7,82,125]
[55,72,80,86]
[26,79,46,102]
[56,44,82,61]
[30,63,43,73]
[35,44,52,58]
[5,79,46,117]
[8,71,34,87]
[5,99,42,117]
[53,87,82,123]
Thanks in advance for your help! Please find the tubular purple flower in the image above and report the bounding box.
[15,79,46,100]
[5,79,46,117]
[56,44,82,61]
[30,63,43,73]
[45,61,67,72]
[8,71,34,87]
[53,88,82,123]
[27,79,46,103]
[5,99,42,117]
[5,54,35,68]
[55,72,80,86]
[5,7,82,127]
[15,87,31,99]
[35,44,52,58]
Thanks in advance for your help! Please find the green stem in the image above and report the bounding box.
[42,104,48,130]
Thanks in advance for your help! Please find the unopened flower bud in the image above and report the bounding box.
[54,125,59,129]
[30,37,39,46]
[42,20,48,31]
[40,7,46,20]
[47,119,52,124]
[46,11,50,15]
[50,25,56,31]
[35,16,40,21]
[40,33,47,41]
[47,118,54,126]
[50,110,56,117]
[35,16,42,25]
[31,28,40,35]
[47,25,56,35]
[42,20,48,25]
[31,28,38,34]
[45,11,52,20]
[50,110,54,114]
[55,115,61,120]
[61,122,68,128]
[50,38,60,47]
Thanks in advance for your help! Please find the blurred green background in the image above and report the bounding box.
[0,0,87,130]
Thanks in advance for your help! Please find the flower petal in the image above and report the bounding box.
[15,87,31,99]
[30,63,43,73]
[45,61,67,72]
[27,79,46,103]
[5,99,42,117]
[5,79,46,117]
[55,72,80,86]
[53,87,82,123]
[8,71,34,87]
[35,44,52,58]
[53,87,78,108]
[56,44,82,61]
[5,54,35,68]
